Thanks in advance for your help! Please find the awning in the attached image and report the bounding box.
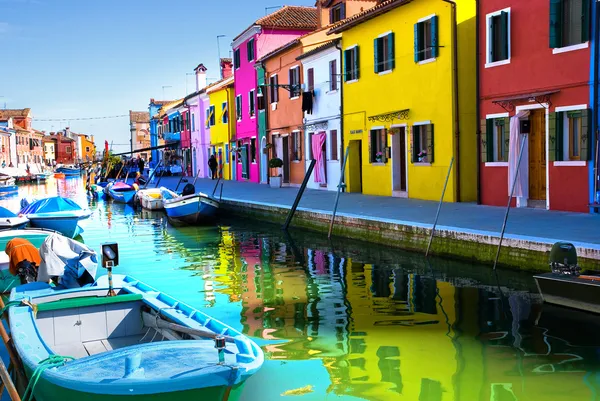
[367,109,409,123]
[492,90,559,112]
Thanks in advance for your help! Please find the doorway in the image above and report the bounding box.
[260,137,268,183]
[528,109,546,204]
[391,127,407,196]
[282,136,290,184]
[348,139,362,193]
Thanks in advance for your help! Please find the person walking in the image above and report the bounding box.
[208,154,218,180]
[138,157,145,175]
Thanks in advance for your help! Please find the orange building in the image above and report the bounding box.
[78,134,96,162]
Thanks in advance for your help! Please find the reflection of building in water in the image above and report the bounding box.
[211,228,244,303]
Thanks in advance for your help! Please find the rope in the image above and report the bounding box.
[22,355,74,401]
[0,300,25,316]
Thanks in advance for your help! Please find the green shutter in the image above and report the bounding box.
[427,124,434,163]
[549,112,557,161]
[500,11,509,60]
[582,0,590,42]
[486,119,494,162]
[369,131,374,163]
[430,16,439,58]
[503,117,510,160]
[374,38,380,73]
[480,119,488,163]
[343,50,350,82]
[388,32,395,70]
[557,112,565,161]
[549,0,562,48]
[354,46,360,79]
[414,23,421,62]
[582,109,591,160]
[411,127,418,163]
[382,129,388,163]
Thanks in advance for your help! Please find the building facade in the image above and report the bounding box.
[331,0,477,202]
[43,137,55,165]
[129,111,150,160]
[50,133,76,164]
[207,75,235,180]
[78,134,96,162]
[479,0,595,213]
[149,99,170,165]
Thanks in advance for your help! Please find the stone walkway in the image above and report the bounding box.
[147,176,600,247]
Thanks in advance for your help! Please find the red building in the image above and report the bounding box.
[50,133,76,164]
[479,0,592,213]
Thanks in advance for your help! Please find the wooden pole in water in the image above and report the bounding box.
[425,157,454,257]
[328,147,350,239]
[493,134,527,270]
[0,358,20,401]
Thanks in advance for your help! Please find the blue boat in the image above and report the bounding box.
[56,166,81,176]
[106,181,136,204]
[7,274,264,401]
[20,197,91,238]
[0,206,28,230]
[160,186,219,225]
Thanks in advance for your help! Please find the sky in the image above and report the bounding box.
[0,0,312,154]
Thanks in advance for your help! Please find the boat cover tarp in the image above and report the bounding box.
[111,182,134,191]
[159,187,177,200]
[0,207,17,218]
[20,196,82,215]
[37,233,98,288]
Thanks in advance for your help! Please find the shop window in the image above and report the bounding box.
[292,131,302,161]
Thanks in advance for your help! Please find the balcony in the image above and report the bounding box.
[163,132,181,142]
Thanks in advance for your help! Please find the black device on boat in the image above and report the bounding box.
[549,242,580,276]
[101,242,119,297]
[214,335,226,364]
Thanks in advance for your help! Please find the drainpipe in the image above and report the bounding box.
[475,0,481,204]
[335,40,345,189]
[442,0,461,201]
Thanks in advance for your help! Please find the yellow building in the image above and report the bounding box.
[329,0,477,202]
[207,76,235,180]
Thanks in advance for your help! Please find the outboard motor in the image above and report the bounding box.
[19,197,30,211]
[16,260,37,285]
[549,242,580,276]
[182,183,195,196]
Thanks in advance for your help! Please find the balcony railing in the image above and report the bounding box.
[163,132,181,142]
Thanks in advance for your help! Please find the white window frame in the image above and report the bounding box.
[376,30,394,74]
[289,67,300,100]
[555,104,588,166]
[249,89,256,119]
[485,7,511,68]
[485,112,510,166]
[416,14,438,65]
[236,95,242,121]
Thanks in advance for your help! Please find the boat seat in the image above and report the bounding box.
[36,293,143,313]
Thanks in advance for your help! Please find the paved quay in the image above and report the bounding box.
[145,176,600,270]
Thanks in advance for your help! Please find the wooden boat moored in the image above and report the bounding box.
[56,166,81,176]
[106,182,137,204]
[160,185,219,225]
[136,188,164,210]
[19,197,91,238]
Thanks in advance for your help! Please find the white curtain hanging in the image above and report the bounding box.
[508,110,530,199]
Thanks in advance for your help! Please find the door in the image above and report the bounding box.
[218,148,223,178]
[392,128,407,193]
[528,110,546,201]
[282,136,290,183]
[260,137,268,183]
[241,145,249,179]
[348,140,362,193]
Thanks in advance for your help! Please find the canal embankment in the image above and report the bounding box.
[153,177,600,271]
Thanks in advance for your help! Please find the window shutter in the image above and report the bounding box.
[582,0,590,42]
[329,7,334,24]
[369,131,374,163]
[388,33,395,70]
[354,46,360,79]
[411,127,418,162]
[485,119,494,162]
[480,119,488,163]
[557,111,565,161]
[343,50,349,82]
[381,129,388,163]
[431,16,439,58]
[374,38,380,73]
[503,117,510,159]
[340,3,346,20]
[549,112,557,161]
[582,108,591,160]
[500,11,509,60]
[289,69,293,98]
[427,124,434,163]
[414,23,421,62]
[549,0,562,48]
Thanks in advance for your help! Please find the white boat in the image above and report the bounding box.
[136,188,164,210]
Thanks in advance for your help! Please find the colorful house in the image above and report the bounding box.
[479,0,595,213]
[149,99,170,165]
[78,134,96,162]
[188,64,210,179]
[129,110,150,160]
[231,5,318,183]
[207,74,235,180]
[330,0,477,202]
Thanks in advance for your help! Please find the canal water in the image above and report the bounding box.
[1,177,599,401]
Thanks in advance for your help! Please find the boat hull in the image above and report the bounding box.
[108,189,136,204]
[28,217,84,239]
[164,195,219,225]
[56,168,81,176]
[534,273,600,314]
[137,189,164,210]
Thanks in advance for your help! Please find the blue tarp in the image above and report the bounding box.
[0,207,16,218]
[20,196,82,215]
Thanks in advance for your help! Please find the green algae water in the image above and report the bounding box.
[1,177,599,401]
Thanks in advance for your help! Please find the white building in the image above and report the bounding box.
[298,39,342,191]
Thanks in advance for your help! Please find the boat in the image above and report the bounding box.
[56,166,81,176]
[534,242,600,313]
[0,173,18,195]
[36,171,54,181]
[0,206,28,230]
[136,187,164,210]
[19,196,92,238]
[53,173,65,179]
[0,228,54,293]
[160,185,220,225]
[7,273,264,401]
[106,181,137,204]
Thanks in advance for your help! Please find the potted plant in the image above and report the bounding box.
[418,150,428,163]
[268,157,283,188]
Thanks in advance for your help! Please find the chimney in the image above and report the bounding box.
[220,58,233,79]
[195,64,207,91]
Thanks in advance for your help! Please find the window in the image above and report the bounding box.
[234,49,241,69]
[487,10,510,64]
[247,39,255,62]
[210,106,215,126]
[186,114,191,131]
[551,109,590,161]
[344,46,360,81]
[292,131,302,161]
[374,33,395,73]
[550,0,590,49]
[222,102,228,123]
[329,3,346,24]
[414,16,439,62]
[192,114,195,131]
[236,95,242,121]
[329,60,338,91]
[66,146,71,153]
[249,90,255,117]
[225,144,229,163]
[370,129,388,163]
[568,112,581,160]
[484,118,509,162]
[250,138,256,163]
[289,67,300,98]
[412,124,434,163]
[307,68,314,92]
[307,132,314,160]
[85,146,90,152]
[330,130,338,161]
[270,75,279,103]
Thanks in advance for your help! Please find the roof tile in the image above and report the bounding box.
[257,6,318,30]
[0,108,31,119]
[129,111,150,124]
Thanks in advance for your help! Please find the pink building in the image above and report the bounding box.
[188,64,209,178]
[231,6,317,183]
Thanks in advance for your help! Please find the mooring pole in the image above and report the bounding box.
[328,147,350,239]
[212,177,222,197]
[283,159,316,231]
[219,182,224,202]
[144,161,162,189]
[174,174,185,192]
[426,157,454,257]
[493,134,527,270]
